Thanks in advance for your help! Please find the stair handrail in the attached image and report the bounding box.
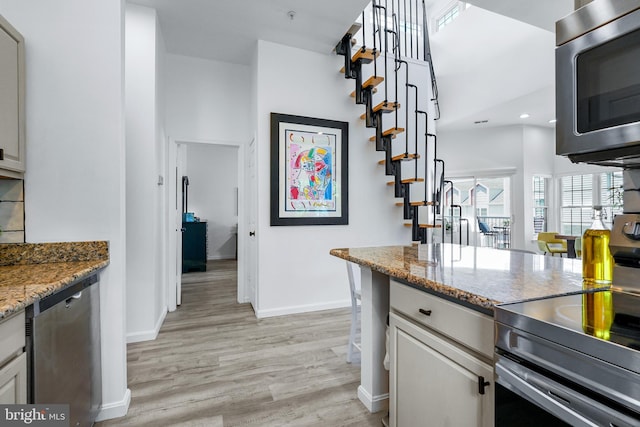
[421,0,440,120]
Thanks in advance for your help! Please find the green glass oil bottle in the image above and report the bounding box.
[581,206,614,340]
[582,206,613,286]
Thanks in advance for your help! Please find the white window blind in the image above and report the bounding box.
[533,176,547,233]
[560,174,593,236]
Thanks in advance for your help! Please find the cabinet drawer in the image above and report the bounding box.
[0,311,25,367]
[390,280,493,358]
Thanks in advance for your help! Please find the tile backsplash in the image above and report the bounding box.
[0,179,25,243]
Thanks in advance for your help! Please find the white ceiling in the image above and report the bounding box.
[127,0,576,132]
[128,0,370,65]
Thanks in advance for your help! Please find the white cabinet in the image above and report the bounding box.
[0,311,27,404]
[389,281,494,427]
[0,15,25,178]
[0,353,27,404]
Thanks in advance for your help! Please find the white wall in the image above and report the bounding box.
[165,54,251,142]
[522,126,555,245]
[164,52,250,299]
[439,125,526,247]
[186,143,238,260]
[162,31,436,317]
[125,4,167,343]
[0,0,129,420]
[439,124,615,250]
[254,40,412,317]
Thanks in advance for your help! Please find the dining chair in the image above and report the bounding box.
[478,219,497,247]
[537,232,568,256]
[346,261,361,363]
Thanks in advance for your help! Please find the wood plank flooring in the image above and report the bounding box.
[96,260,382,426]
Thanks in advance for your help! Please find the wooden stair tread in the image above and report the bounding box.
[409,201,437,206]
[373,101,400,113]
[363,76,384,88]
[369,134,395,142]
[383,127,404,136]
[368,127,403,142]
[361,103,400,119]
[403,223,442,229]
[352,47,380,62]
[386,178,424,185]
[377,153,419,165]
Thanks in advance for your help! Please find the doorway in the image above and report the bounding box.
[166,138,249,312]
[444,174,513,248]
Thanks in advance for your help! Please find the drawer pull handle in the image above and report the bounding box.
[419,308,432,316]
[478,376,490,395]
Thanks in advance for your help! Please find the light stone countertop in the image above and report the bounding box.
[330,243,606,313]
[0,241,109,319]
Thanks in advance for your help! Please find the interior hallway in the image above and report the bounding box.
[96,259,381,426]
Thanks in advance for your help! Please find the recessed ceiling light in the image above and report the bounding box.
[548,119,557,124]
[520,113,530,119]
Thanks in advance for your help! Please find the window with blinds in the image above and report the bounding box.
[533,176,547,234]
[560,174,593,236]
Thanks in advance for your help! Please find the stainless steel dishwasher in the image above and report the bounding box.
[25,275,101,427]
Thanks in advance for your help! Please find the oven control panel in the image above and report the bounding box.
[611,213,640,262]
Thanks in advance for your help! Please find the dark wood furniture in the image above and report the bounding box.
[182,221,207,273]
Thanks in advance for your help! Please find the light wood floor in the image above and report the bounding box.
[96,260,382,426]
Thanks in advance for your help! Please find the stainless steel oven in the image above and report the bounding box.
[556,0,640,167]
[494,290,640,427]
[495,211,640,426]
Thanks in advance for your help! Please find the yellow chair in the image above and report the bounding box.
[537,232,568,257]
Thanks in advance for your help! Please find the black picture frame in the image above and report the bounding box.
[270,113,349,226]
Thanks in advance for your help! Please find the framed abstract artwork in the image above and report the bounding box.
[270,113,348,226]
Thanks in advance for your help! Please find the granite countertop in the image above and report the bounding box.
[0,241,109,319]
[331,243,605,312]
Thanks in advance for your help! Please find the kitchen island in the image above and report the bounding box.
[330,243,600,421]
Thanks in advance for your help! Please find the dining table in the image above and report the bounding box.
[555,234,579,258]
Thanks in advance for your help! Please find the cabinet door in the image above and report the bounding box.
[0,16,25,175]
[0,352,27,404]
[390,313,494,427]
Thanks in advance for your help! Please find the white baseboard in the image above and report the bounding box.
[358,385,389,413]
[96,388,131,421]
[126,308,167,343]
[255,299,350,319]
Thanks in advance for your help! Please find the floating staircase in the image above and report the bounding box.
[335,0,448,244]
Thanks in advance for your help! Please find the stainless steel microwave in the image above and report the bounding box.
[556,0,640,167]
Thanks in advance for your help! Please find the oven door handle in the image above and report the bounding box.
[496,355,638,427]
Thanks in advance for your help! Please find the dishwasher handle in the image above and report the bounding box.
[31,274,98,317]
[65,292,83,308]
